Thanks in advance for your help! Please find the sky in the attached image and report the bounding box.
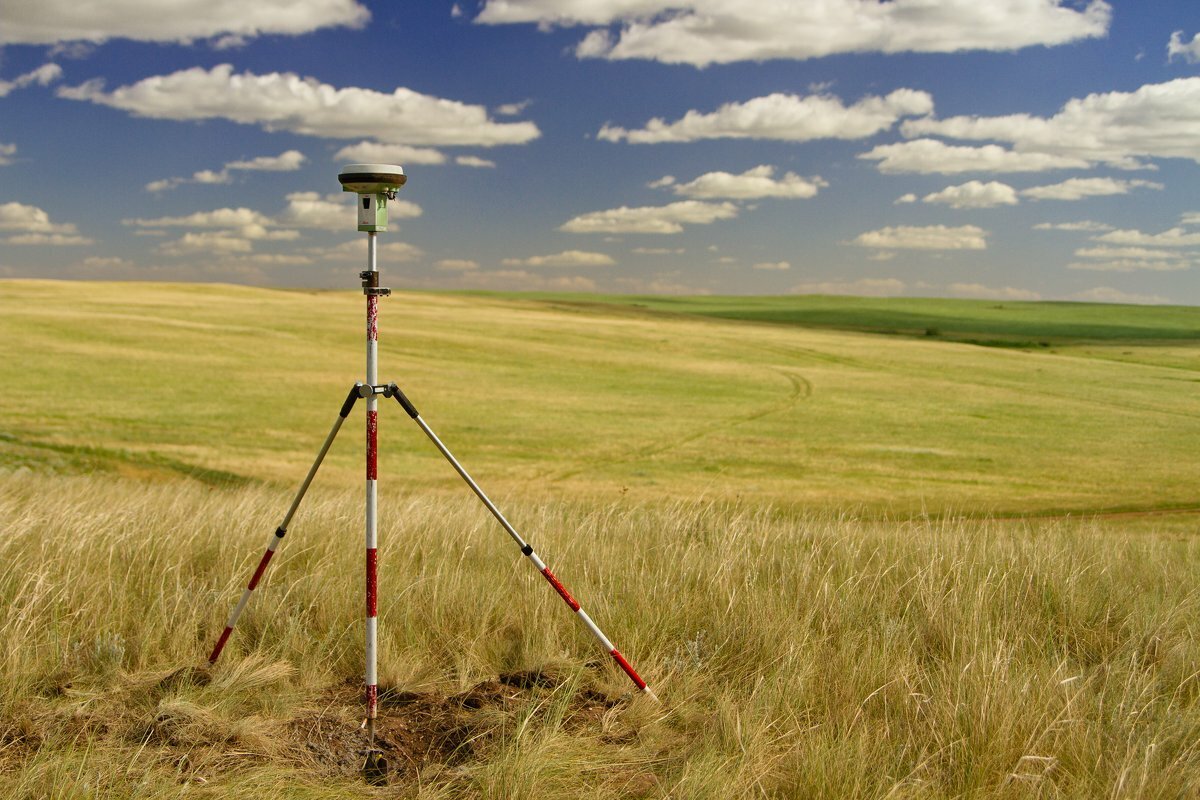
[0,1,1198,304]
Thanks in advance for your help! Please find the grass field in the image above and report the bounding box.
[1,280,1198,797]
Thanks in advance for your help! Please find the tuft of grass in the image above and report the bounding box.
[2,473,1199,797]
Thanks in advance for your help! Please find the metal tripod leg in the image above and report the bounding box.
[207,383,365,665]
[384,382,658,702]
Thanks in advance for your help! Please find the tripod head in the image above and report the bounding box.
[339,163,407,232]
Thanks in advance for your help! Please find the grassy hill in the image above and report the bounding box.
[2,280,1200,798]
[1,280,1197,517]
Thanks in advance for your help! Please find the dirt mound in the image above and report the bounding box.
[292,669,628,784]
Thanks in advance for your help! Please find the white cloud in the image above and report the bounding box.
[859,139,1089,174]
[851,225,988,250]
[0,143,16,166]
[1074,246,1190,261]
[947,282,1041,301]
[921,181,1019,209]
[160,231,255,256]
[456,155,497,168]
[58,64,540,147]
[632,247,685,255]
[599,89,932,144]
[1020,177,1162,201]
[5,233,94,246]
[122,194,422,258]
[305,238,423,265]
[790,278,906,297]
[1182,212,1200,227]
[1067,259,1190,272]
[895,193,918,204]
[1033,220,1113,232]
[226,150,307,172]
[124,207,274,229]
[0,201,82,240]
[334,142,447,165]
[902,78,1200,169]
[0,63,63,97]
[495,99,532,116]
[1168,31,1200,63]
[752,260,790,271]
[1095,227,1200,247]
[436,259,479,271]
[561,200,738,234]
[476,1,1110,67]
[147,149,307,191]
[1071,286,1171,305]
[665,165,826,199]
[501,249,616,268]
[0,1,369,45]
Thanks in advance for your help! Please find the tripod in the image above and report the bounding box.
[206,165,655,781]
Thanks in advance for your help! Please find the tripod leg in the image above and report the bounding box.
[386,383,657,702]
[208,384,364,665]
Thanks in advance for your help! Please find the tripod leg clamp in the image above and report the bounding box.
[388,383,419,419]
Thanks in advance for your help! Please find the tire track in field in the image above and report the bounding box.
[543,367,811,483]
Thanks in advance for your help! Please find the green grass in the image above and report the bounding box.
[497,292,1200,344]
[1,280,1199,797]
[1,280,1198,516]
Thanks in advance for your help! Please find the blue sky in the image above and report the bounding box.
[1,1,1198,303]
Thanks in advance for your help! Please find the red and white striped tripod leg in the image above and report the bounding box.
[209,384,362,665]
[386,384,657,701]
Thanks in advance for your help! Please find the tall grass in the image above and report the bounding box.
[2,473,1198,797]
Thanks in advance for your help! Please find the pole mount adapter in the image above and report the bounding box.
[360,270,392,297]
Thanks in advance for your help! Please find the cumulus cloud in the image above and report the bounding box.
[1020,177,1163,201]
[599,89,932,144]
[859,139,1089,174]
[121,193,420,257]
[947,283,1041,301]
[495,99,532,116]
[790,277,907,297]
[921,181,1019,209]
[501,250,616,268]
[1071,287,1171,305]
[436,259,479,271]
[752,261,791,271]
[1073,246,1187,261]
[0,63,63,97]
[0,201,92,245]
[663,165,827,199]
[901,78,1200,169]
[124,207,274,229]
[560,200,738,234]
[1033,220,1113,232]
[851,225,988,250]
[147,149,307,192]
[0,143,16,166]
[1095,227,1200,247]
[456,155,497,168]
[58,64,540,148]
[475,0,1110,67]
[1168,31,1200,63]
[333,142,448,165]
[0,0,369,46]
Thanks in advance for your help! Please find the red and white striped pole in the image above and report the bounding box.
[364,231,381,743]
[386,384,657,702]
